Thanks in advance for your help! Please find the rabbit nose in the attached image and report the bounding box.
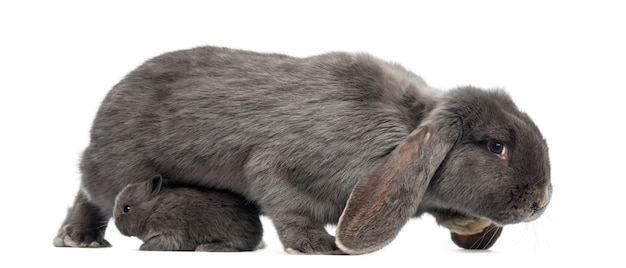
[525,184,552,222]
[539,183,552,208]
[526,204,546,222]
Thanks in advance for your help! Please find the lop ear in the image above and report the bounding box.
[336,117,459,254]
[146,174,163,196]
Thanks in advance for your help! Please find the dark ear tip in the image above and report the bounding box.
[450,224,503,250]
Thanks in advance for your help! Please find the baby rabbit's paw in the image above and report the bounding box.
[139,233,183,251]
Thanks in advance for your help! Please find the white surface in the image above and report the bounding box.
[1,0,624,267]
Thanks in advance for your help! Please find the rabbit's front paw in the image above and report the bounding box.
[139,233,183,251]
[273,213,346,255]
[283,234,344,255]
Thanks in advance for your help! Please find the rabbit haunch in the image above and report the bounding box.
[54,46,552,255]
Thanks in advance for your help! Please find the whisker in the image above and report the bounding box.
[531,178,544,187]
[470,225,493,249]
[482,225,498,249]
[469,224,501,250]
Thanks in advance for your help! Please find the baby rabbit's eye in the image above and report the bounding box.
[123,205,131,213]
[487,140,507,160]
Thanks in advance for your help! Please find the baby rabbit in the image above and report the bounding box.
[113,175,263,251]
[55,46,551,254]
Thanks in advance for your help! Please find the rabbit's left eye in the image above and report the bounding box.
[487,140,507,160]
[123,205,131,213]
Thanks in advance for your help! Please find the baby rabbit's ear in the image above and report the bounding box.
[146,174,163,196]
[336,113,460,254]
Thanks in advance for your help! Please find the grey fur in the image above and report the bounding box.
[113,175,263,251]
[53,46,551,254]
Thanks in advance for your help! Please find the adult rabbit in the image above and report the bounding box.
[54,46,551,254]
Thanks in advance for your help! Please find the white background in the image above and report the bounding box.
[1,0,624,267]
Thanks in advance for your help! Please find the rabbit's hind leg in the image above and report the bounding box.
[53,190,111,248]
